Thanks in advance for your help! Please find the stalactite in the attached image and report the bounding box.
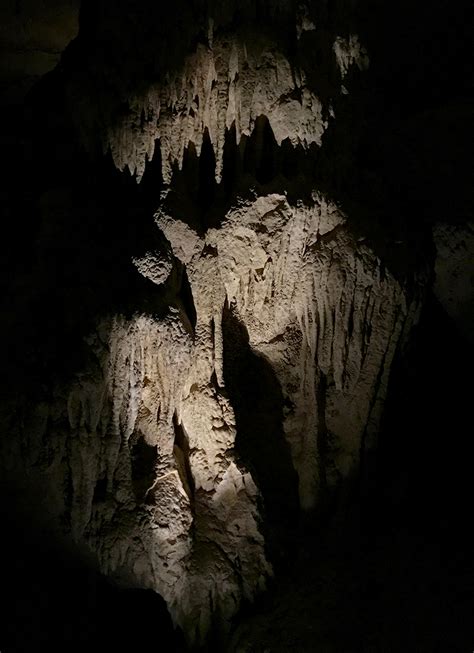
[104,35,340,184]
[0,3,429,646]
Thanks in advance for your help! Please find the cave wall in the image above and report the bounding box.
[0,0,80,104]
[1,0,472,648]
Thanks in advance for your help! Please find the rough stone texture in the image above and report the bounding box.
[158,193,421,511]
[105,38,325,183]
[0,192,422,643]
[103,31,367,184]
[0,1,427,646]
[433,221,474,344]
[2,310,268,644]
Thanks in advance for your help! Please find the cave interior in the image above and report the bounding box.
[0,1,473,651]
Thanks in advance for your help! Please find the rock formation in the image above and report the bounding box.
[0,1,441,647]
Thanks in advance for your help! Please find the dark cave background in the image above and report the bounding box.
[0,0,473,651]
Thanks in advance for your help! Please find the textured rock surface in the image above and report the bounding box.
[102,30,367,185]
[158,193,421,510]
[2,310,269,643]
[0,1,429,646]
[1,193,422,643]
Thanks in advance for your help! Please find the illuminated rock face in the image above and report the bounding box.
[26,197,418,644]
[103,31,367,184]
[0,3,424,645]
[63,312,268,642]
[11,195,420,644]
[157,193,420,513]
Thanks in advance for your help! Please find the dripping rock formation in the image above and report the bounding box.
[0,0,472,651]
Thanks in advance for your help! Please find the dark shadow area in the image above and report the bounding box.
[173,412,195,503]
[226,294,474,652]
[367,291,474,537]
[328,0,474,266]
[357,0,473,115]
[242,115,278,185]
[138,137,164,212]
[131,437,159,502]
[221,122,240,198]
[178,264,198,333]
[359,292,474,650]
[165,115,319,233]
[221,301,299,563]
[0,485,187,653]
[0,66,180,403]
[198,128,217,215]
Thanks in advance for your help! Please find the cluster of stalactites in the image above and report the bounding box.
[104,29,367,184]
